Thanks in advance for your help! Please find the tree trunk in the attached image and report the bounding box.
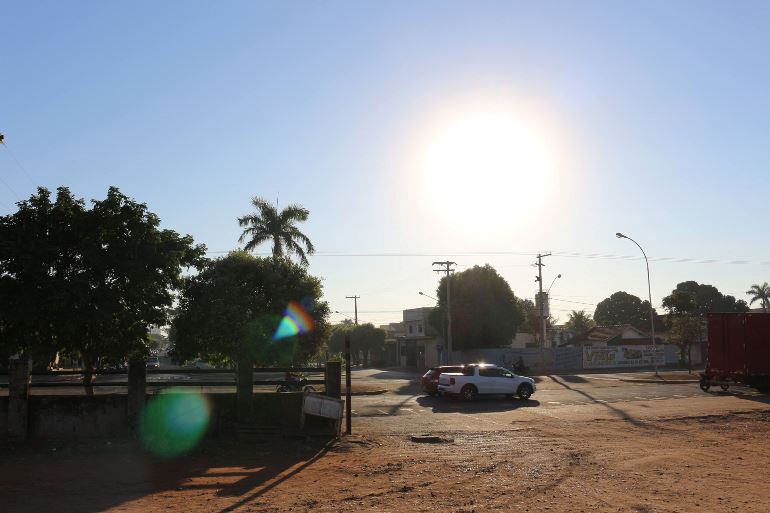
[687,343,693,374]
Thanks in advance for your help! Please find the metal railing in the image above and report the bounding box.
[0,366,326,389]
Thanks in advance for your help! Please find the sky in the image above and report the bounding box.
[3,1,770,326]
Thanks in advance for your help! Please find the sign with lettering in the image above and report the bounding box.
[583,345,665,369]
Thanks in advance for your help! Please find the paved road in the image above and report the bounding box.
[345,368,769,434]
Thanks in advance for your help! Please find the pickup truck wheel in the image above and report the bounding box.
[699,380,711,392]
[461,385,477,401]
[720,384,729,391]
[517,384,533,400]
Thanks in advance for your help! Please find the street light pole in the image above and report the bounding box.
[616,232,659,377]
[433,262,456,364]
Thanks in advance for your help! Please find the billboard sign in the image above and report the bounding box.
[583,345,665,369]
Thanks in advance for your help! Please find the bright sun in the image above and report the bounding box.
[420,112,556,229]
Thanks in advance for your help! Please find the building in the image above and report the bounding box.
[384,308,446,368]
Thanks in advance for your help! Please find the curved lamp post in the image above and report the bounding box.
[418,291,437,301]
[616,232,659,376]
[547,273,562,295]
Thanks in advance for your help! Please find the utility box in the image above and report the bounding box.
[299,392,344,435]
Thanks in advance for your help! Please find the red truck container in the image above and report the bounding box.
[701,313,770,392]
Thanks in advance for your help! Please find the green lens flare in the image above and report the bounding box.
[139,389,210,457]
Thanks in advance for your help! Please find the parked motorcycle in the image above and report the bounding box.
[513,358,530,375]
[276,373,316,393]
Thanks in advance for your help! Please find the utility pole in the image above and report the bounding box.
[433,261,456,364]
[345,295,360,325]
[343,295,358,436]
[534,253,551,348]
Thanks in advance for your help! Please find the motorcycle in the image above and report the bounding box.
[513,358,530,375]
[276,373,316,393]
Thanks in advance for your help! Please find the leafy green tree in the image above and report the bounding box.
[171,251,330,369]
[0,187,84,366]
[0,187,204,380]
[237,196,315,266]
[326,322,386,366]
[667,315,703,373]
[564,310,596,334]
[746,282,770,312]
[429,265,524,350]
[593,291,663,331]
[662,281,749,316]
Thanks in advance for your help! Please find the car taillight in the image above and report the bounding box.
[450,377,455,385]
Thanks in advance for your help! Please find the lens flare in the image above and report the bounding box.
[139,389,210,457]
[272,300,315,340]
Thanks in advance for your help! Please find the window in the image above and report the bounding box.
[463,366,476,376]
[479,367,505,378]
[418,323,423,333]
[409,325,413,334]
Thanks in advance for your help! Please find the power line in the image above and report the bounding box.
[204,249,770,266]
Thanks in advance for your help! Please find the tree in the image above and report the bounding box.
[594,291,663,331]
[565,310,595,334]
[667,315,703,373]
[429,265,524,351]
[171,251,330,367]
[0,187,85,367]
[662,281,749,317]
[746,282,770,312]
[326,323,386,366]
[237,196,315,266]
[0,187,205,378]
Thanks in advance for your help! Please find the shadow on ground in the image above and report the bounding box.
[416,395,540,413]
[0,437,335,513]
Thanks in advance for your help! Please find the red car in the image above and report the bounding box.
[421,365,465,395]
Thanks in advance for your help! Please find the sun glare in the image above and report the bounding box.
[420,112,556,229]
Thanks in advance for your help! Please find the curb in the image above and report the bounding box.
[348,389,388,396]
[618,378,699,384]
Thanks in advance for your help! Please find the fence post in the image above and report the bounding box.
[325,360,341,399]
[236,357,253,422]
[7,358,31,439]
[127,358,147,431]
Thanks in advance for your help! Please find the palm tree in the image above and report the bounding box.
[746,282,770,312]
[237,196,315,266]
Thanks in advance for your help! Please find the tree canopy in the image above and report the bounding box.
[0,186,205,368]
[429,264,524,350]
[661,281,749,317]
[564,310,596,334]
[593,291,663,331]
[237,196,315,266]
[326,322,386,366]
[746,282,770,312]
[170,251,330,367]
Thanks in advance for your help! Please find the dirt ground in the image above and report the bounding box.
[2,408,770,513]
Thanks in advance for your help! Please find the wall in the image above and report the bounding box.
[451,345,682,373]
[6,392,309,440]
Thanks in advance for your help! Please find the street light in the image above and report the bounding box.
[547,274,562,294]
[616,232,659,376]
[418,291,437,301]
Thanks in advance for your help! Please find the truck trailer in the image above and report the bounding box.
[700,313,770,393]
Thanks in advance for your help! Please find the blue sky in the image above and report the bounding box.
[3,1,770,325]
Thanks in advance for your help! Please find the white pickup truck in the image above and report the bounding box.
[437,363,536,401]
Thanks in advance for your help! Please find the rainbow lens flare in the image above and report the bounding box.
[139,389,210,457]
[272,300,315,340]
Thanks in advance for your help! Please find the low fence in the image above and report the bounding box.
[0,367,326,390]
[2,360,341,440]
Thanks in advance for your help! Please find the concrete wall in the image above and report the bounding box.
[5,392,309,440]
[451,345,683,373]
